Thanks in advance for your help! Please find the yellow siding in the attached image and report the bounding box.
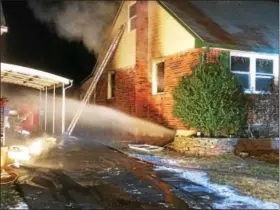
[149,1,195,58]
[107,1,136,70]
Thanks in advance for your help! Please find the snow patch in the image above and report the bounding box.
[133,153,178,166]
[10,202,29,210]
[155,166,279,210]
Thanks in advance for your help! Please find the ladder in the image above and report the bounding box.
[66,25,125,136]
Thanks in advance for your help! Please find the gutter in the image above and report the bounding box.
[205,42,279,55]
[65,80,73,91]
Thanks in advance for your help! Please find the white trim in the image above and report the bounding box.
[39,90,42,129]
[152,59,165,95]
[1,63,72,89]
[1,25,8,34]
[229,50,278,93]
[211,48,278,57]
[52,85,56,134]
[61,84,65,134]
[44,88,47,132]
[128,2,137,32]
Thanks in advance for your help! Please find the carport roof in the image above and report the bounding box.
[1,63,73,90]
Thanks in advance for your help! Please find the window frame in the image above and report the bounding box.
[107,71,116,99]
[128,2,137,32]
[152,59,165,95]
[230,51,278,94]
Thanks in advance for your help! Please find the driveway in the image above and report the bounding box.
[14,139,212,210]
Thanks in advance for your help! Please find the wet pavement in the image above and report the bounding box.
[13,141,194,209]
[11,139,278,210]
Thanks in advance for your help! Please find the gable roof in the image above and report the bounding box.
[160,0,279,53]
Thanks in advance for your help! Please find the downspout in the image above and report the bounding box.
[61,80,73,134]
[65,80,73,91]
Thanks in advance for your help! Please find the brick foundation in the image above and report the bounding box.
[169,136,279,157]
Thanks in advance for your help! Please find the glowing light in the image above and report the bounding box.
[13,162,23,168]
[8,145,30,161]
[29,140,42,156]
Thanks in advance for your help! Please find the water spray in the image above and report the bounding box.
[66,25,125,136]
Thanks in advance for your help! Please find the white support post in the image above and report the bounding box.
[39,90,42,130]
[62,84,65,134]
[52,85,56,134]
[44,87,48,132]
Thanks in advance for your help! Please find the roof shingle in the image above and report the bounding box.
[160,0,279,53]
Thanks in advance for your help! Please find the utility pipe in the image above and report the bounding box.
[44,87,47,132]
[52,84,55,134]
[61,81,73,134]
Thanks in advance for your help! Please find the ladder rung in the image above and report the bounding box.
[66,25,125,135]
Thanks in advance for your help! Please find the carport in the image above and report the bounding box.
[1,62,73,145]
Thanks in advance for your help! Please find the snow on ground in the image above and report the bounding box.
[155,166,279,209]
[133,153,279,210]
[133,153,178,166]
[10,201,29,210]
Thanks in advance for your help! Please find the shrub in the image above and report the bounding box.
[173,51,249,137]
[249,83,279,138]
[0,186,21,210]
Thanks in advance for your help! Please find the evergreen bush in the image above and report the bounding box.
[173,51,249,137]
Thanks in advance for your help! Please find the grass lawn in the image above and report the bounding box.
[0,184,21,210]
[153,150,279,203]
[196,155,279,203]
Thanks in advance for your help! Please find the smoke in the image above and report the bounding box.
[27,0,121,54]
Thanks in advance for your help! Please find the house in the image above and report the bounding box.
[80,0,279,137]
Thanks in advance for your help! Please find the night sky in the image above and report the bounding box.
[2,0,95,84]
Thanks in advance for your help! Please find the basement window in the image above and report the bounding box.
[107,72,116,99]
[230,51,278,93]
[128,3,136,31]
[152,61,165,94]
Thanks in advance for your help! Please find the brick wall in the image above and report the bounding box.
[135,1,149,119]
[93,1,223,132]
[147,48,222,129]
[95,67,136,116]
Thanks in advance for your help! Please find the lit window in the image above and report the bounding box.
[152,61,165,94]
[107,72,115,99]
[230,52,277,93]
[128,3,136,31]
